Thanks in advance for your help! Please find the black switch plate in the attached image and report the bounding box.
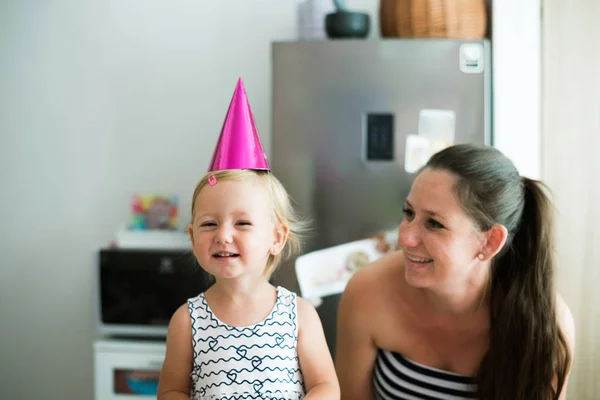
[366,113,394,161]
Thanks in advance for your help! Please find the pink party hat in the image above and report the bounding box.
[208,78,270,172]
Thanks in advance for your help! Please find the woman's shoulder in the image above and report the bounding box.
[347,249,404,287]
[340,250,406,311]
[556,293,576,355]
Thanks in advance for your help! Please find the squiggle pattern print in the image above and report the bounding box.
[187,286,305,400]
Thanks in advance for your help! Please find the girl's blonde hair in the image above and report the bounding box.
[190,169,309,278]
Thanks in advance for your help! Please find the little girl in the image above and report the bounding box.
[157,79,339,400]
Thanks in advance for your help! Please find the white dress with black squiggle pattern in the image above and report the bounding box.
[187,286,305,400]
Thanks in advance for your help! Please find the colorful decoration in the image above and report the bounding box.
[129,194,179,230]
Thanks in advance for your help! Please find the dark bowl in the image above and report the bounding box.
[325,11,370,39]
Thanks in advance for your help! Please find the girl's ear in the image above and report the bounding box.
[188,223,195,246]
[270,224,289,255]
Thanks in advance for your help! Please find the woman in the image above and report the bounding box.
[335,144,574,400]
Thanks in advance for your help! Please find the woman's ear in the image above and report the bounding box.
[480,224,508,261]
[270,224,289,255]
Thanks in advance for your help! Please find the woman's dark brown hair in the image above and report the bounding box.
[425,144,571,400]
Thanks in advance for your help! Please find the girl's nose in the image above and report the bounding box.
[214,225,233,244]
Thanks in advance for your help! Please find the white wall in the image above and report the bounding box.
[543,0,600,397]
[0,1,377,399]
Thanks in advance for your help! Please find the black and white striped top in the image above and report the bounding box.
[373,349,478,400]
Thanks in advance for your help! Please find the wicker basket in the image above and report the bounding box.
[380,0,487,39]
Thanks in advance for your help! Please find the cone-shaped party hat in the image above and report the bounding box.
[208,78,270,172]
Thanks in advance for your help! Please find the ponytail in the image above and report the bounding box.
[477,177,571,400]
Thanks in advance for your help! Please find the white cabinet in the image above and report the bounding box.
[94,339,166,400]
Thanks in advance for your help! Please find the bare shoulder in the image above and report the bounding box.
[555,294,575,399]
[170,303,192,333]
[341,250,404,308]
[295,296,340,397]
[157,303,193,397]
[335,251,403,399]
[337,250,406,340]
[556,293,576,354]
[297,296,321,327]
[165,303,193,355]
[164,303,193,362]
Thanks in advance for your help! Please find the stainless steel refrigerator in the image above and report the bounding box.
[270,39,492,355]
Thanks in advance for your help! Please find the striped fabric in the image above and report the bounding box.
[373,349,478,400]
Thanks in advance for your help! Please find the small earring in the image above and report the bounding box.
[478,253,484,260]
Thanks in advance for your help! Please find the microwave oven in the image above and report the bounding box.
[95,248,211,337]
